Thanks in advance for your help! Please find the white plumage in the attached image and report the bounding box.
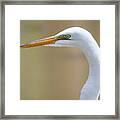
[54,27,100,100]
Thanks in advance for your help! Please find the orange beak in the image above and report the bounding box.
[20,36,58,48]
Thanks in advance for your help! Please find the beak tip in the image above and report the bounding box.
[20,44,28,48]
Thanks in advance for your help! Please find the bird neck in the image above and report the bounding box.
[79,35,100,100]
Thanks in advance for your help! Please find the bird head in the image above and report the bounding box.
[20,27,91,48]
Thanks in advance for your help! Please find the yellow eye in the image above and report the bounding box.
[57,34,71,40]
[64,34,71,39]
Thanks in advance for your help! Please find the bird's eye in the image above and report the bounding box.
[57,34,71,40]
[64,34,71,39]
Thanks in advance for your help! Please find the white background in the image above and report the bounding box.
[5,5,115,115]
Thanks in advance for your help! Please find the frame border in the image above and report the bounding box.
[0,0,119,119]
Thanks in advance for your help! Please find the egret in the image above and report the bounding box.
[21,27,100,100]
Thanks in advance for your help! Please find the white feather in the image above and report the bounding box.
[55,27,100,100]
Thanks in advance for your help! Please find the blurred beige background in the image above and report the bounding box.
[20,20,100,100]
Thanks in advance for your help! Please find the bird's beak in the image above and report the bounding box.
[20,36,58,48]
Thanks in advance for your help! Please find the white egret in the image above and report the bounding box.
[21,27,100,100]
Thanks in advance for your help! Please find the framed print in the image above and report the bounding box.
[0,0,119,119]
